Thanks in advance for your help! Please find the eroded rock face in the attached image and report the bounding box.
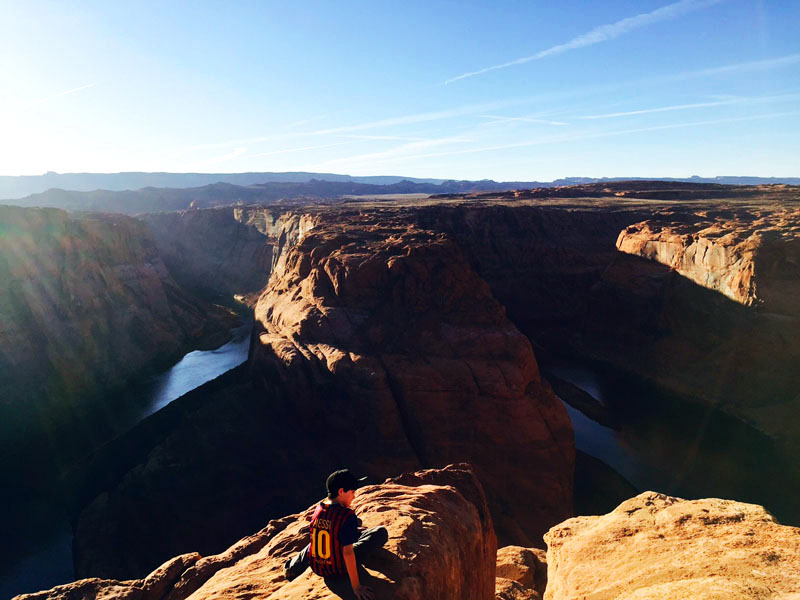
[12,553,202,600]
[140,207,274,306]
[543,491,800,600]
[411,200,800,466]
[252,210,574,548]
[617,207,800,314]
[69,209,572,580]
[22,464,498,600]
[495,545,547,600]
[0,206,233,425]
[67,190,800,581]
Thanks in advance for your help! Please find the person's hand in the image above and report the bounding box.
[353,584,374,600]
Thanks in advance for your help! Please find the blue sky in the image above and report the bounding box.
[1,0,798,180]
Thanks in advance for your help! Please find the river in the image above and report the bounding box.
[543,359,800,526]
[4,334,797,598]
[0,324,252,599]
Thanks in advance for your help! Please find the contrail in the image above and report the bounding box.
[445,0,725,84]
[42,82,98,101]
[578,92,800,119]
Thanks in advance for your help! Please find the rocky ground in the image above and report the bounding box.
[544,491,800,600]
[17,465,800,600]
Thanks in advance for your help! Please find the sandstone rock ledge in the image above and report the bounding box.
[544,491,800,600]
[17,464,497,600]
[616,207,800,314]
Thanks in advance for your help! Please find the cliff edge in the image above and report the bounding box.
[17,464,497,600]
[545,491,800,600]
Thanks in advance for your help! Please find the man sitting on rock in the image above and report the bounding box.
[284,469,388,600]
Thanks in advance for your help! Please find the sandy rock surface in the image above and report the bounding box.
[544,491,800,600]
[17,465,497,600]
[495,545,547,600]
[181,464,497,600]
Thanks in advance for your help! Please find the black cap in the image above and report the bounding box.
[326,469,367,499]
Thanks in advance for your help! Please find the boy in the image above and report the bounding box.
[284,469,388,600]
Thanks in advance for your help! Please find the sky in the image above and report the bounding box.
[1,0,799,180]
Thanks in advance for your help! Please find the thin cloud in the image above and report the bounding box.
[195,147,247,167]
[326,111,800,166]
[579,99,740,119]
[184,133,294,152]
[480,115,568,126]
[42,82,98,101]
[251,140,361,158]
[678,53,800,79]
[445,0,725,84]
[314,136,472,169]
[337,134,426,141]
[578,92,800,119]
[182,117,329,152]
[309,99,529,135]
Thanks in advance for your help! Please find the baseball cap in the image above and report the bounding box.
[326,469,367,498]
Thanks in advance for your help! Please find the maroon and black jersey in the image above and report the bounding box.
[308,501,359,577]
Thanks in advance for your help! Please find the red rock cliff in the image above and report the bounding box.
[252,210,574,548]
[617,206,800,314]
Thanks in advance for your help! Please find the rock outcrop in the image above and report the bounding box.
[495,546,547,600]
[64,185,800,584]
[544,491,800,600]
[617,207,800,313]
[20,464,498,600]
[252,209,575,548]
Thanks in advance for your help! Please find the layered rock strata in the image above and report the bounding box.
[21,464,498,600]
[617,206,800,313]
[140,207,274,306]
[544,491,800,600]
[252,210,575,547]
[409,200,800,463]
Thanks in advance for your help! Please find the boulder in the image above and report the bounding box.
[12,553,201,600]
[495,546,547,600]
[544,491,800,600]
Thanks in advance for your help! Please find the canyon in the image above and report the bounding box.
[3,181,799,598]
[0,206,236,448]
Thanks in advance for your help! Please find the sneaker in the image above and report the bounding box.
[284,557,298,582]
